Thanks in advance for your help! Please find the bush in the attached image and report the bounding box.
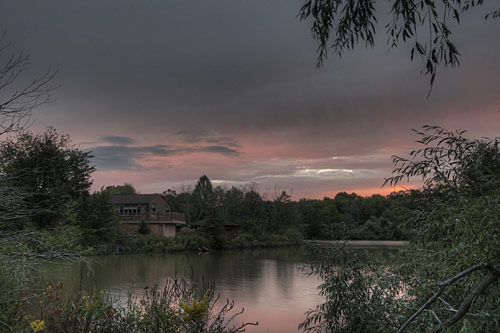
[0,255,25,330]
[27,278,256,333]
[175,232,211,251]
[138,219,150,235]
[284,228,303,244]
[227,233,257,248]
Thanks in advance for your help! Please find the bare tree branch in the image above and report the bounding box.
[0,31,58,136]
[397,262,494,332]
[436,266,500,331]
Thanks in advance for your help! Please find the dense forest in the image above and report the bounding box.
[162,175,413,242]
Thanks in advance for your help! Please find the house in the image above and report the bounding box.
[110,194,185,237]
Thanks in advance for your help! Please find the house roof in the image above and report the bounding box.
[110,194,163,205]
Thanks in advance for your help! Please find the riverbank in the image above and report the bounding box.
[304,240,409,247]
[91,233,407,256]
[92,231,303,255]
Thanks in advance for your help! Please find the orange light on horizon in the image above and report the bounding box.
[318,185,417,199]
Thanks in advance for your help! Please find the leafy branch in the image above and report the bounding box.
[299,0,493,92]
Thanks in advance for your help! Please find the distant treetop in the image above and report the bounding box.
[104,183,137,195]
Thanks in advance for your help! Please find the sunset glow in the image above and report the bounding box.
[3,0,498,199]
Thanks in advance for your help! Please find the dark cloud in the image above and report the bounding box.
[175,129,212,143]
[90,143,240,170]
[2,0,498,197]
[90,145,178,170]
[199,145,240,156]
[101,136,136,145]
[175,129,241,148]
[204,137,240,148]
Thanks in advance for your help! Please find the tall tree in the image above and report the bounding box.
[192,175,216,222]
[0,127,94,227]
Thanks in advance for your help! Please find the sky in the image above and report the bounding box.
[1,0,499,199]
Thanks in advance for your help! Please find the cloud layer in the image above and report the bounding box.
[2,0,499,198]
[90,135,241,170]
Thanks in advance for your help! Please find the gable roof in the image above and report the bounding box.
[110,194,163,205]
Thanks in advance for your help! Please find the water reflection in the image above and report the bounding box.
[37,247,397,332]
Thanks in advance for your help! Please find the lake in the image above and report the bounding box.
[38,246,398,332]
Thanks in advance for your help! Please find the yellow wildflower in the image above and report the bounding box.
[30,320,46,332]
[179,291,210,322]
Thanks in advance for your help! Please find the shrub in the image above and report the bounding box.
[175,232,211,251]
[138,219,150,235]
[28,278,256,333]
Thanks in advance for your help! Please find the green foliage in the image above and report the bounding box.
[298,193,410,241]
[241,218,267,237]
[300,246,405,332]
[114,232,215,254]
[176,232,212,251]
[192,175,216,222]
[0,254,26,330]
[137,219,150,235]
[302,126,500,332]
[388,127,500,331]
[230,233,257,248]
[267,191,303,235]
[78,191,117,244]
[179,290,210,324]
[104,183,137,195]
[0,127,94,228]
[200,207,228,249]
[26,278,254,333]
[166,174,410,246]
[0,227,86,330]
[299,0,486,89]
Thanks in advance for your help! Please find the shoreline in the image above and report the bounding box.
[304,240,409,247]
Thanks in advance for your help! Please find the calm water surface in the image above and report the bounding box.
[40,246,395,332]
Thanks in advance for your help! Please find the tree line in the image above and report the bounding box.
[160,175,414,242]
[300,126,500,332]
[0,124,414,256]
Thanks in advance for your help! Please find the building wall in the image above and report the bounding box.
[117,222,176,238]
[112,196,185,223]
[149,223,176,237]
[148,196,169,220]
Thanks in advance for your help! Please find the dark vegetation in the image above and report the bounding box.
[164,174,412,245]
[301,126,500,332]
[14,278,254,332]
